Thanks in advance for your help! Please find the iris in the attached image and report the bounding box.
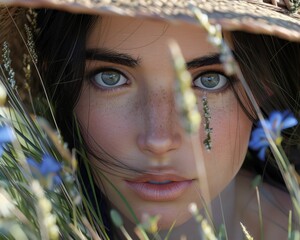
[0,125,15,157]
[249,111,298,160]
[27,154,62,189]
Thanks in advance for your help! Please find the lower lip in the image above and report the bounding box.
[125,180,193,201]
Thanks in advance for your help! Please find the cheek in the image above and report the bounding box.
[74,88,137,157]
[201,93,252,193]
[213,101,251,160]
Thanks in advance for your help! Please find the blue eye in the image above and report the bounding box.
[193,72,229,91]
[92,70,128,89]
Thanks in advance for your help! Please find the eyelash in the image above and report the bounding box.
[87,67,130,91]
[87,68,235,93]
[192,70,234,93]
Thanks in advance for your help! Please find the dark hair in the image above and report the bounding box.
[36,10,119,238]
[231,32,300,189]
[36,10,95,147]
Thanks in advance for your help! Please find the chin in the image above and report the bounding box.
[157,213,192,230]
[134,204,193,230]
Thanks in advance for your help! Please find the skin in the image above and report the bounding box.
[75,15,252,232]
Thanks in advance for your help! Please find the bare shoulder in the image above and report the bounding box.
[233,171,297,239]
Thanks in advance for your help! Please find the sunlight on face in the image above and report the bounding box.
[75,15,252,229]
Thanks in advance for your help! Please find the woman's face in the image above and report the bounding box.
[75,15,252,228]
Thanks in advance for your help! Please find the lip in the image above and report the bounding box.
[125,174,194,201]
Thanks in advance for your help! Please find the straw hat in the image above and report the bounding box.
[0,0,299,100]
[1,0,300,41]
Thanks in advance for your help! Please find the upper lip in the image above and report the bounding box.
[126,173,191,183]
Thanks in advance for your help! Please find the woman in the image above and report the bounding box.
[1,0,300,239]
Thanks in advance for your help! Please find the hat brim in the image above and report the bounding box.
[1,0,300,41]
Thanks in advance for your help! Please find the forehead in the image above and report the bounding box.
[86,15,219,60]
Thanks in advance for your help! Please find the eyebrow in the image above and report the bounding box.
[186,53,221,70]
[86,48,141,67]
[86,48,220,69]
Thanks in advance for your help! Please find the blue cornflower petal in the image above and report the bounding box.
[0,126,15,158]
[27,158,43,179]
[256,121,273,135]
[53,175,62,185]
[249,128,269,150]
[258,146,268,160]
[249,139,269,150]
[27,157,40,170]
[40,154,61,176]
[281,115,298,129]
[0,146,3,156]
[26,154,62,189]
[249,110,298,161]
[251,128,266,139]
[269,111,283,131]
[0,125,15,143]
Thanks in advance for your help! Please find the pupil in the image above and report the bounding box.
[201,74,220,88]
[102,71,120,85]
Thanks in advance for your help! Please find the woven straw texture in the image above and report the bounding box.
[0,0,299,41]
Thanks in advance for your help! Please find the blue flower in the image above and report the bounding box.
[0,125,15,157]
[249,111,298,160]
[27,154,62,189]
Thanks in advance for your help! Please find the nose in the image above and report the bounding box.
[137,87,182,157]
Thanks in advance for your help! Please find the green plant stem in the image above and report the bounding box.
[120,226,133,240]
[255,187,264,240]
[31,182,49,240]
[5,7,60,133]
[190,135,212,217]
[276,145,300,219]
[9,223,29,240]
[288,210,292,240]
[163,220,177,240]
[218,194,228,240]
